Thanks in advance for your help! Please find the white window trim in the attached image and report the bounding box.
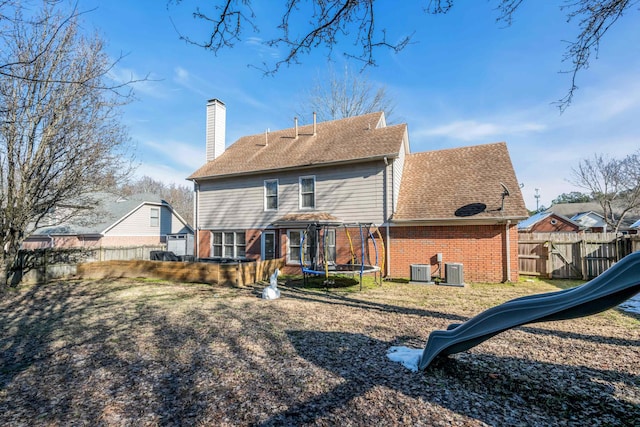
[325,228,336,263]
[299,175,316,210]
[150,207,160,227]
[262,230,276,260]
[211,231,246,258]
[264,179,279,211]
[286,229,309,265]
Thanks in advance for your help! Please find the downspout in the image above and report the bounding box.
[386,223,391,277]
[194,180,200,259]
[505,220,511,282]
[383,155,391,278]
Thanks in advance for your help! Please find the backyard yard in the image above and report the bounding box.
[0,276,638,426]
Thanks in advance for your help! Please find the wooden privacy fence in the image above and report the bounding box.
[76,258,285,287]
[16,245,166,284]
[16,246,284,286]
[518,232,640,279]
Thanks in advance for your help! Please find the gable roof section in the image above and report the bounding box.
[570,211,606,228]
[31,193,192,236]
[393,142,528,222]
[517,211,582,231]
[546,202,603,218]
[188,112,407,179]
[546,202,640,231]
[517,211,552,230]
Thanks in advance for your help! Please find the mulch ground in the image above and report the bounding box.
[0,278,638,426]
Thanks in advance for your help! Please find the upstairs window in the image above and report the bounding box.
[150,208,159,227]
[299,176,315,209]
[264,179,278,211]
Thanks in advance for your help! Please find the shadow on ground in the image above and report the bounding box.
[256,330,640,426]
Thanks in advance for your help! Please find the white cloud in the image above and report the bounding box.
[174,66,190,85]
[134,162,193,188]
[414,119,546,142]
[172,66,210,98]
[142,139,205,170]
[245,37,280,59]
[108,67,165,98]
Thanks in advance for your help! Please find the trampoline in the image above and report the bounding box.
[299,223,385,289]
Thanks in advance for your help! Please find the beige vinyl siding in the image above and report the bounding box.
[312,162,385,224]
[392,142,406,215]
[198,175,266,229]
[197,160,387,229]
[105,204,189,236]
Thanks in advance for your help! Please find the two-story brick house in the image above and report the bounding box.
[188,99,528,283]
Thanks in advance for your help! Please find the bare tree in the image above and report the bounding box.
[169,0,638,110]
[121,176,194,226]
[0,2,135,288]
[296,65,396,123]
[570,151,640,233]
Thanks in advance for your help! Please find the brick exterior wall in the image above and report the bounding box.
[196,228,262,260]
[197,224,519,283]
[197,229,211,258]
[22,235,164,249]
[388,224,519,283]
[100,236,165,247]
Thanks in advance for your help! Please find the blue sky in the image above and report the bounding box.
[74,0,640,211]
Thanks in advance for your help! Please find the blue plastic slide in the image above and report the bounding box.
[419,251,640,370]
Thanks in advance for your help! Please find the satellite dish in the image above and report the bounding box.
[498,183,511,212]
[500,182,510,197]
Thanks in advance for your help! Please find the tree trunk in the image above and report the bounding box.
[0,246,23,291]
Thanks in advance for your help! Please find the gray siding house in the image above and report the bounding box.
[188,99,528,283]
[22,193,193,250]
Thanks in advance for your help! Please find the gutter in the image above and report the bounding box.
[390,216,528,226]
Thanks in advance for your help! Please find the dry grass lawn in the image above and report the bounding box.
[0,276,638,426]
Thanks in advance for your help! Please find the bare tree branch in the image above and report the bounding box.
[569,151,640,233]
[296,63,396,122]
[554,0,635,111]
[0,1,136,287]
[169,0,414,74]
[170,0,639,110]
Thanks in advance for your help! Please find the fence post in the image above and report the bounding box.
[580,239,587,280]
[43,248,48,283]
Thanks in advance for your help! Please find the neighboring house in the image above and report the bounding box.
[22,193,193,251]
[188,99,529,283]
[570,211,607,233]
[546,202,640,233]
[518,211,583,233]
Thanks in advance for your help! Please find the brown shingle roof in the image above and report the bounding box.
[188,112,406,179]
[272,212,343,226]
[394,142,529,221]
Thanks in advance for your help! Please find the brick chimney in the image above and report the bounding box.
[206,98,226,161]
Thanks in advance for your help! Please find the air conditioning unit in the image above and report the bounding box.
[410,264,432,283]
[444,263,464,287]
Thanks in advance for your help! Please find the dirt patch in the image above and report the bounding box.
[0,278,638,426]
